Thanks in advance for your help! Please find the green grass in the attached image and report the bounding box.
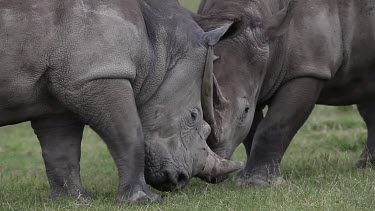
[1,106,374,211]
[1,1,374,210]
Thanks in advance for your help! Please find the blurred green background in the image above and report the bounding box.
[180,0,201,11]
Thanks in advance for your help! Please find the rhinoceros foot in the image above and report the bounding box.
[354,149,375,168]
[116,185,162,205]
[233,165,284,187]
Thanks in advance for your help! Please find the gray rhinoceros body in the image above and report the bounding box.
[0,0,242,203]
[197,0,375,184]
[0,0,148,124]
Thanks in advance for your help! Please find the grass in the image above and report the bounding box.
[1,106,374,211]
[1,1,374,210]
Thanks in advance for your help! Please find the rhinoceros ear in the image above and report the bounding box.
[204,22,234,46]
[193,13,245,45]
[264,1,295,38]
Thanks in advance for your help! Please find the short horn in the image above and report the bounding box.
[197,145,245,179]
[213,74,229,107]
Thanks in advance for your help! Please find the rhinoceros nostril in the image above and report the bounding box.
[164,171,189,190]
[165,170,177,185]
[177,172,189,188]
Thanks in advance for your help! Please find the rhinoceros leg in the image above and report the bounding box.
[235,78,323,186]
[355,102,375,168]
[51,79,161,204]
[31,114,88,199]
[243,109,264,158]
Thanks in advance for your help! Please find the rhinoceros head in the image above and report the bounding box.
[195,0,294,162]
[138,5,244,191]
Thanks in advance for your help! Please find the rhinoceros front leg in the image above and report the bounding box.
[52,79,161,204]
[355,101,375,168]
[31,114,88,199]
[235,78,323,186]
[243,109,264,158]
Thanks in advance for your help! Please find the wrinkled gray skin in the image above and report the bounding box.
[196,0,375,185]
[0,0,243,204]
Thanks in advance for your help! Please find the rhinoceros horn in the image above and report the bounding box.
[200,46,243,178]
[201,46,216,127]
[201,45,229,145]
[197,142,245,179]
[213,73,229,107]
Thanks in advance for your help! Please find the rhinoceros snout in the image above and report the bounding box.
[151,170,190,192]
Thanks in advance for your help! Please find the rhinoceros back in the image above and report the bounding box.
[0,0,149,125]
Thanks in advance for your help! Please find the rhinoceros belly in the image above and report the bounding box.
[318,67,375,106]
[0,68,67,126]
[318,1,375,106]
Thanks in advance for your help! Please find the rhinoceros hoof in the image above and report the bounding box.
[354,157,375,168]
[234,170,284,187]
[354,149,375,168]
[116,186,162,205]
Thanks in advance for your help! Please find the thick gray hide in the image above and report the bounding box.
[0,0,241,203]
[197,0,375,185]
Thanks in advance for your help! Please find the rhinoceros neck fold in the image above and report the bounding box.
[134,0,192,106]
[257,34,288,105]
[254,0,291,105]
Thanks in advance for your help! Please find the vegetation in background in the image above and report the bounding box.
[180,0,201,11]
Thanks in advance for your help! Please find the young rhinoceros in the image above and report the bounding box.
[196,0,375,185]
[0,0,243,204]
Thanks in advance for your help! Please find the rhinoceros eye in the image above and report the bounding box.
[237,99,251,124]
[185,109,199,128]
[191,110,198,121]
[239,107,250,123]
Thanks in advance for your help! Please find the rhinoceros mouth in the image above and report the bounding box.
[145,162,191,191]
[150,170,190,191]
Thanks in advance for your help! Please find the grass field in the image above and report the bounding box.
[1,106,374,210]
[1,1,374,210]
